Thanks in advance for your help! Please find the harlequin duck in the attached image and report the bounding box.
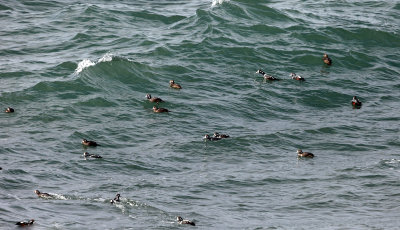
[177,216,195,226]
[351,96,362,107]
[83,152,102,159]
[323,53,332,65]
[110,193,120,204]
[34,190,53,198]
[290,73,305,81]
[204,134,220,141]
[153,106,169,113]
[146,94,163,103]
[5,107,14,113]
[256,69,280,81]
[169,80,182,89]
[15,219,34,227]
[213,132,230,138]
[297,149,315,158]
[82,139,100,147]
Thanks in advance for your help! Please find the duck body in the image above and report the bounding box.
[323,53,332,65]
[110,193,120,204]
[34,190,53,198]
[177,216,195,226]
[297,149,315,158]
[146,94,163,103]
[16,219,34,226]
[256,69,279,81]
[204,134,221,141]
[213,132,230,139]
[153,106,169,113]
[83,152,102,159]
[5,107,14,113]
[290,73,305,81]
[169,80,182,89]
[82,139,100,147]
[351,96,362,107]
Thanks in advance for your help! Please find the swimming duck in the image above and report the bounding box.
[169,80,182,89]
[177,216,195,226]
[5,107,14,113]
[15,219,34,227]
[34,190,53,198]
[146,94,163,103]
[351,96,362,107]
[290,73,305,81]
[323,53,332,65]
[213,132,230,138]
[256,69,279,81]
[204,134,221,141]
[82,139,100,147]
[153,106,169,113]
[83,152,102,159]
[297,149,315,158]
[110,193,120,204]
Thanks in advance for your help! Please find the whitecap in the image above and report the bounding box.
[74,53,114,74]
[212,0,229,7]
[98,52,113,63]
[75,59,95,74]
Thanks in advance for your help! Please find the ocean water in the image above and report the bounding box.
[1,0,400,229]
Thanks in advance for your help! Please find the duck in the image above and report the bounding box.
[213,132,230,138]
[297,149,315,158]
[351,96,362,107]
[323,53,332,65]
[177,216,195,226]
[82,139,100,147]
[290,73,305,81]
[15,219,34,227]
[146,94,163,103]
[34,190,53,198]
[153,106,169,113]
[169,80,182,89]
[5,107,14,113]
[256,69,280,81]
[110,193,120,204]
[204,134,221,141]
[83,152,102,159]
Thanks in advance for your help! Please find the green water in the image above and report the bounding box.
[1,0,400,229]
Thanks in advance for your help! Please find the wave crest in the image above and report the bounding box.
[212,0,229,7]
[75,53,114,74]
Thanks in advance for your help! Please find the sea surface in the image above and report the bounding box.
[1,0,400,229]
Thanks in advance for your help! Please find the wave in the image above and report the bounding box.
[75,52,113,74]
[212,0,229,7]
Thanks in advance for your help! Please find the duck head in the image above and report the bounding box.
[297,149,303,154]
[256,69,265,75]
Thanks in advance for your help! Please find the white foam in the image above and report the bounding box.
[74,53,114,74]
[386,159,400,164]
[52,194,68,200]
[75,59,95,74]
[98,52,113,63]
[212,0,229,7]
